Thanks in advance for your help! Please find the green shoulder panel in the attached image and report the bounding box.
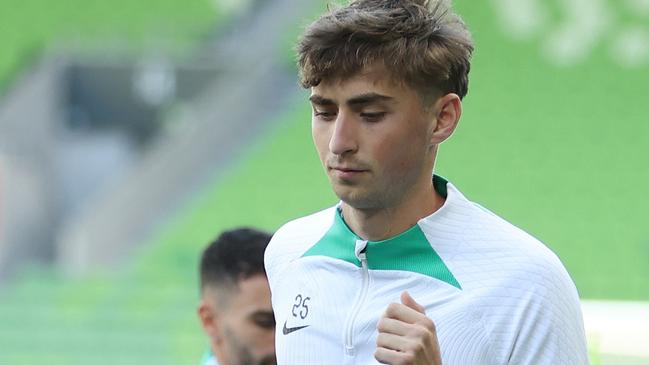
[366,225,461,289]
[302,209,360,266]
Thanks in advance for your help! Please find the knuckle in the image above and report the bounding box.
[412,325,427,338]
[386,303,400,316]
[377,318,388,331]
[408,339,424,353]
[376,333,386,345]
[402,352,415,364]
[425,318,437,333]
[416,318,436,335]
[374,348,391,365]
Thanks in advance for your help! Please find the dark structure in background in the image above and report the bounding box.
[0,0,311,280]
[0,54,220,279]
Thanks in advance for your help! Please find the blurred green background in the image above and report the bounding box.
[0,0,219,92]
[0,0,647,363]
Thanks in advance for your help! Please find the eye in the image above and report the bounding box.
[251,312,276,329]
[360,112,386,123]
[313,109,337,121]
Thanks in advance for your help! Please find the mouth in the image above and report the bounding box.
[331,166,365,172]
[328,166,369,179]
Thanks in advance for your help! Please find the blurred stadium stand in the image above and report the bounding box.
[0,0,316,362]
[0,0,647,364]
[0,0,311,279]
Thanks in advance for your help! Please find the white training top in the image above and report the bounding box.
[265,176,588,365]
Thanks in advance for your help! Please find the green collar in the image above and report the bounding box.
[302,175,461,289]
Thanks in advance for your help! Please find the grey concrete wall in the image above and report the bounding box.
[0,58,65,278]
[55,0,315,276]
[0,0,316,279]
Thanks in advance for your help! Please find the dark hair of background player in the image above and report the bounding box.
[199,227,271,294]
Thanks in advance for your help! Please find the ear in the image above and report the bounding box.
[429,93,462,145]
[198,299,221,342]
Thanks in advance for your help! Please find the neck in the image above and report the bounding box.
[341,176,445,241]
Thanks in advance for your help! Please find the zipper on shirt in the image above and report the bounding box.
[344,239,370,357]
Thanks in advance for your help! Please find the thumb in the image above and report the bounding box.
[400,291,425,314]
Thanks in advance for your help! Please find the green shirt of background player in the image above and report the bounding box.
[299,1,472,361]
[197,228,277,365]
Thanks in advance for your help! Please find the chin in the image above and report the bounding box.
[334,188,379,210]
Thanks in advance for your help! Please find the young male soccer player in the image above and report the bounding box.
[198,228,277,365]
[264,0,589,364]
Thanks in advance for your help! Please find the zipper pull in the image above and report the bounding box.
[354,239,367,262]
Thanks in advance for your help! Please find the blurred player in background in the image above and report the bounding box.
[198,228,276,365]
[265,0,588,364]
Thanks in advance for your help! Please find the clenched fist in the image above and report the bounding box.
[374,291,442,365]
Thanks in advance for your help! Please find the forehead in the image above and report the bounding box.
[311,65,415,102]
[225,274,272,313]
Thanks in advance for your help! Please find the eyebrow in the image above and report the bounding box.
[251,309,274,315]
[309,92,394,107]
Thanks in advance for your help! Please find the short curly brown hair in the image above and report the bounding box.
[297,0,474,100]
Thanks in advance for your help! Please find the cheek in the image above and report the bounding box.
[237,326,274,356]
[252,327,275,343]
[312,123,331,159]
[375,133,424,173]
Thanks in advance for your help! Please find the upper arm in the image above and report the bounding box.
[506,255,589,365]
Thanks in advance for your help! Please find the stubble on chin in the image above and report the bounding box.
[333,184,388,211]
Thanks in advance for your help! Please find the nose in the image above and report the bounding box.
[329,112,358,156]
